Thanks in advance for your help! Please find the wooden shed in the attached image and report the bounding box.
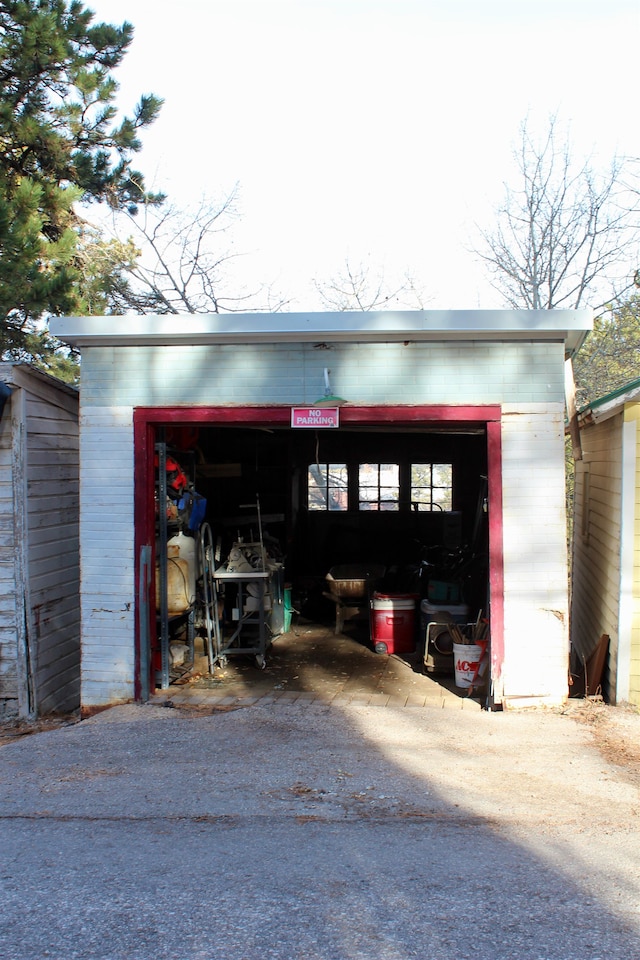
[50,309,591,713]
[571,377,640,706]
[0,363,80,719]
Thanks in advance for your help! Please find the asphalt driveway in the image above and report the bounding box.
[0,685,639,960]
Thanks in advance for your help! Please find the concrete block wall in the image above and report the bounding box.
[80,341,565,407]
[79,406,136,707]
[77,339,569,708]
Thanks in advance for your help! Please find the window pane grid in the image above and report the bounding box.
[411,463,452,511]
[308,461,453,512]
[358,463,399,511]
[308,463,348,511]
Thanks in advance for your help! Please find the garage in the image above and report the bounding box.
[50,308,592,712]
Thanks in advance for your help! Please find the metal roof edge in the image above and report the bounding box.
[49,309,593,353]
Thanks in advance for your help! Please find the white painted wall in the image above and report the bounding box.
[499,405,569,705]
[79,406,136,707]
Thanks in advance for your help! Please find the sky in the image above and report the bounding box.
[85,0,640,310]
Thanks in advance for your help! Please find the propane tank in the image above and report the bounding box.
[167,531,197,605]
[156,533,197,614]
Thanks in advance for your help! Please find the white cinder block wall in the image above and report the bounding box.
[78,340,568,708]
[79,407,136,707]
[501,406,569,704]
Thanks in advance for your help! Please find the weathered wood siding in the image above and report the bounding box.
[0,388,18,716]
[571,414,622,699]
[76,340,570,709]
[0,365,79,718]
[24,376,80,714]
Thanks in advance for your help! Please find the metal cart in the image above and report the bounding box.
[213,569,272,670]
[198,523,273,671]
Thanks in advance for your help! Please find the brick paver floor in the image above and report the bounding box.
[150,619,483,711]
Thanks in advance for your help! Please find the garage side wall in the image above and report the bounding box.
[77,340,567,708]
[625,407,640,705]
[570,415,622,700]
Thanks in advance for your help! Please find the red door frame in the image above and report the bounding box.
[133,405,504,699]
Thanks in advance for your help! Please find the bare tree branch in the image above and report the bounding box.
[101,188,289,314]
[473,116,639,311]
[313,258,428,311]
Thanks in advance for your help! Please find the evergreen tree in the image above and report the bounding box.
[0,0,163,362]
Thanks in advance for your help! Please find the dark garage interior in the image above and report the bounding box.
[150,420,491,696]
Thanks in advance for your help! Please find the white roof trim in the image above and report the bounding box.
[50,309,593,354]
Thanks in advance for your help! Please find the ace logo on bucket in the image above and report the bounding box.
[453,640,488,688]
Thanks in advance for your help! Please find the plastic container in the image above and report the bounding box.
[420,600,469,635]
[284,585,293,632]
[428,580,463,603]
[371,593,416,655]
[453,640,488,688]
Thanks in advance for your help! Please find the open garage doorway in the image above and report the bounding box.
[134,406,504,706]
